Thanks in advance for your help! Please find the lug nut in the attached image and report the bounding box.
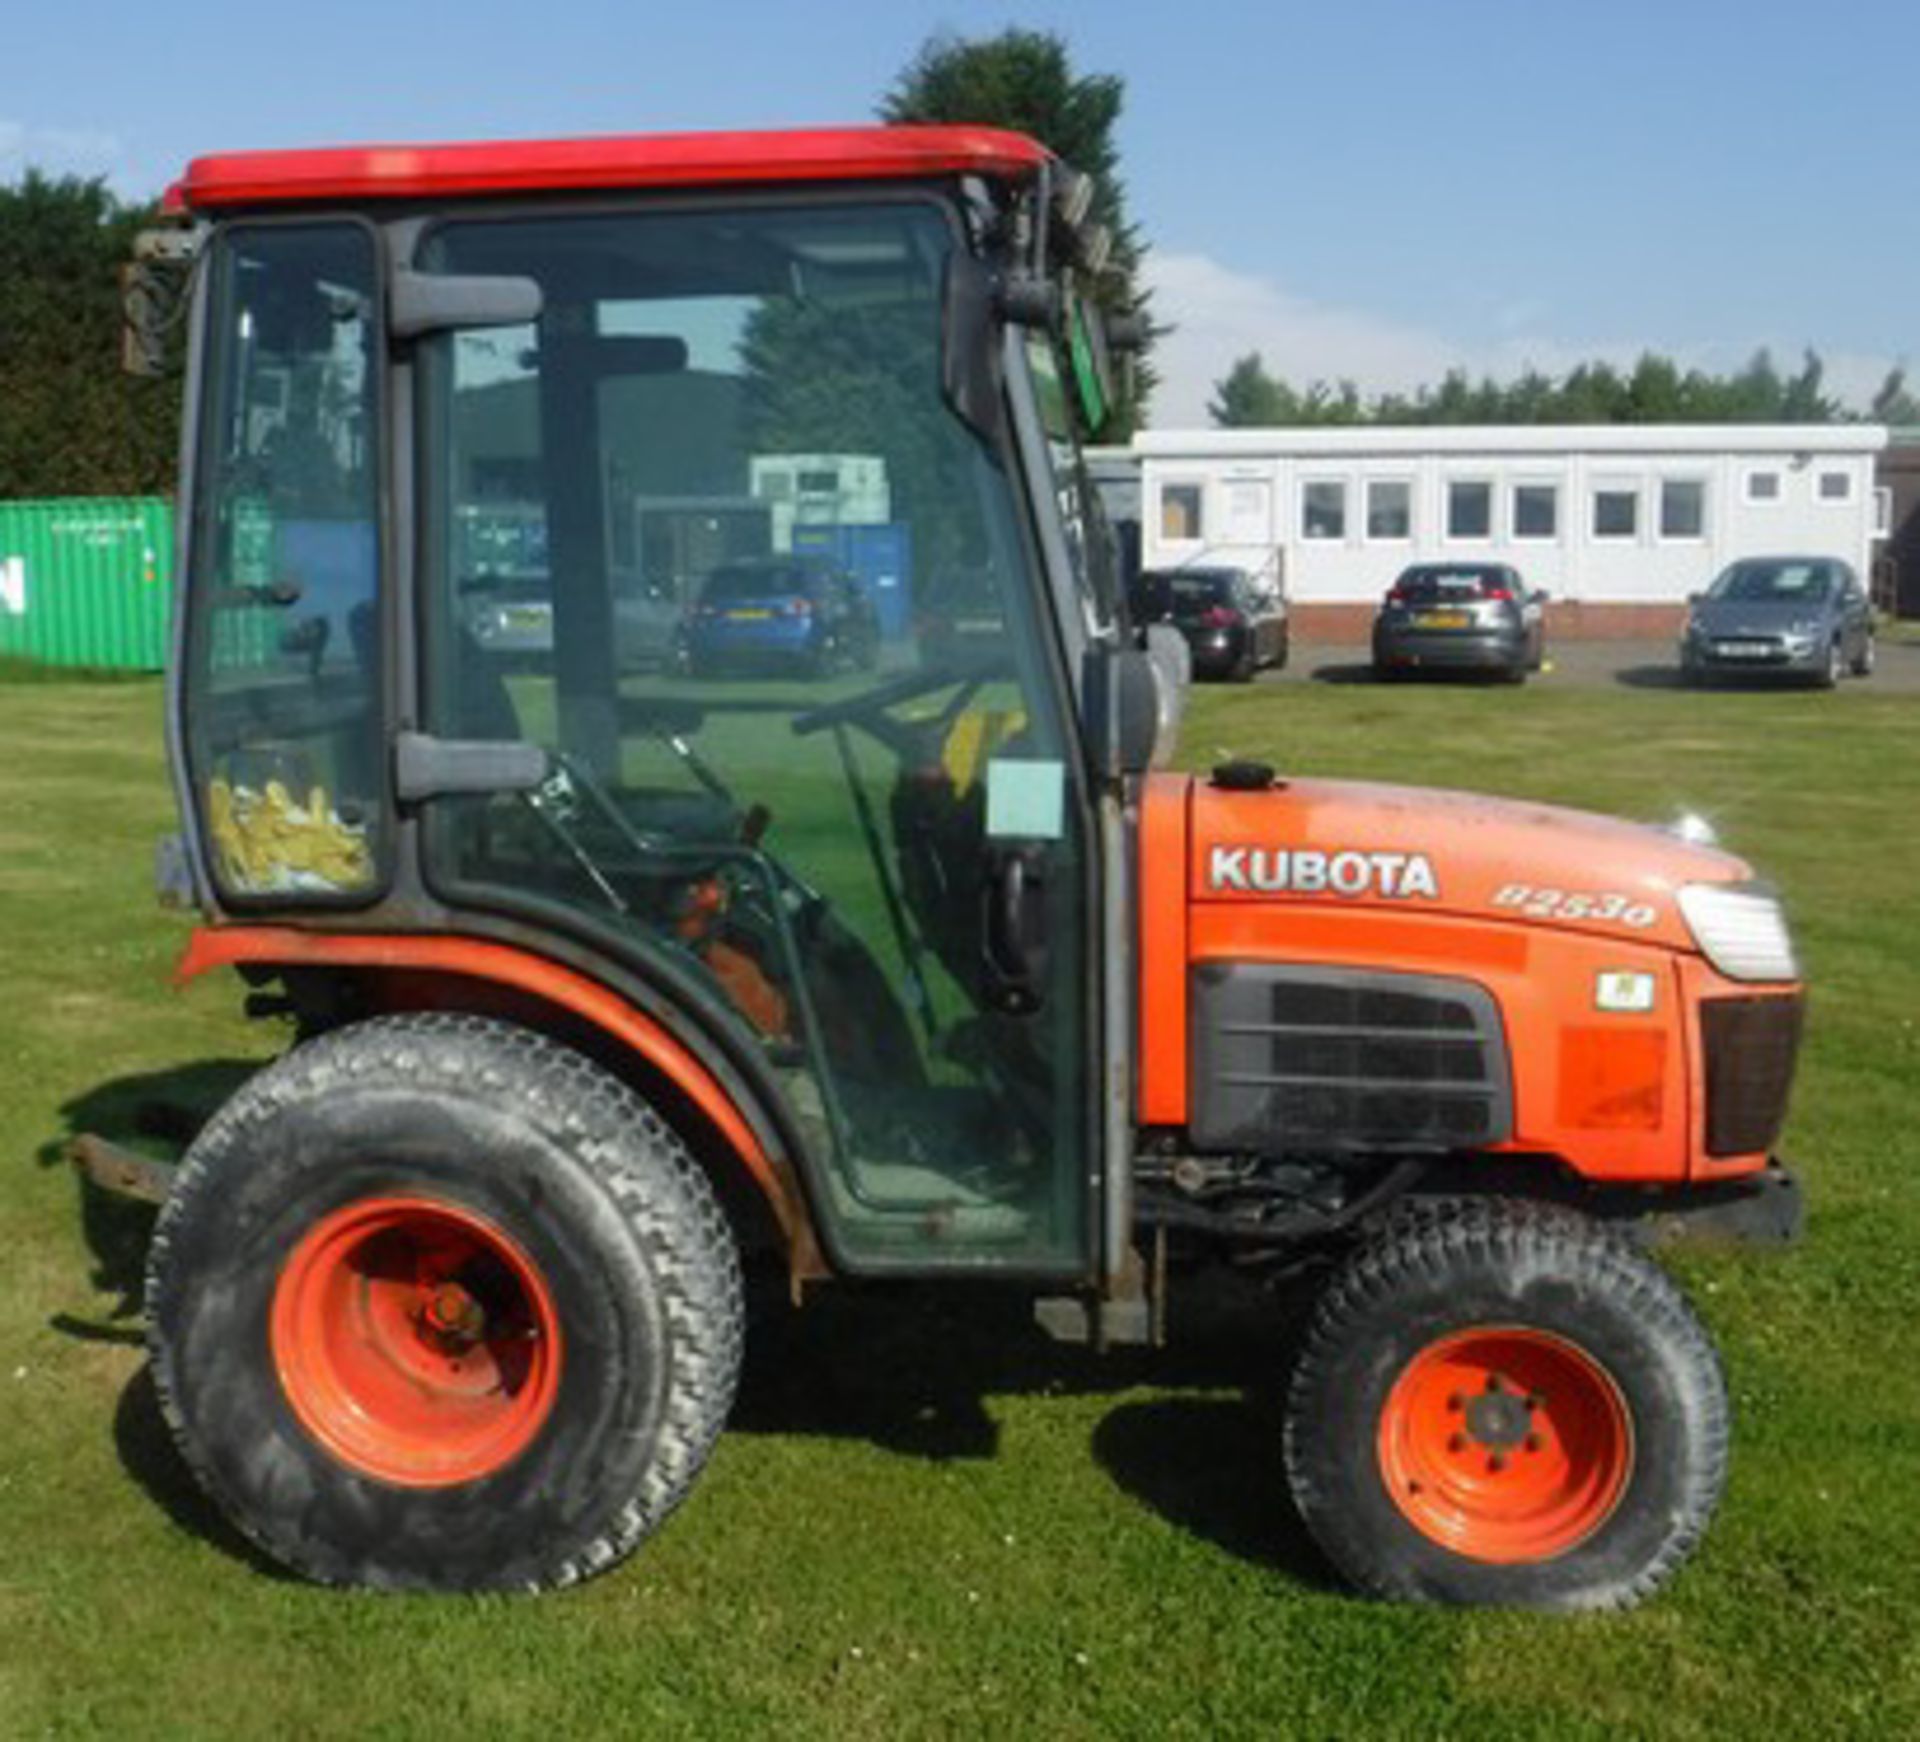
[1446,1393,1463,1412]
[1448,1433,1466,1453]
[1488,1453,1508,1473]
[1525,1434,1543,1453]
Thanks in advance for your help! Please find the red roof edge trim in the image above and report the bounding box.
[179,125,1050,211]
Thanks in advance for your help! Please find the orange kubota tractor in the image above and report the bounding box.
[106,126,1804,1609]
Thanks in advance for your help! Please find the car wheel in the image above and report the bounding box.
[1852,633,1876,678]
[1284,1197,1727,1610]
[1818,639,1843,689]
[146,1015,743,1591]
[1231,645,1257,683]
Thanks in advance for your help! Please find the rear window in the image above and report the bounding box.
[1395,566,1508,602]
[1142,570,1241,615]
[703,565,816,601]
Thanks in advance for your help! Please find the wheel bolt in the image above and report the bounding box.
[1448,1433,1466,1453]
[1485,1375,1503,1395]
[1446,1393,1463,1412]
[1489,1453,1508,1473]
[1525,1434,1543,1453]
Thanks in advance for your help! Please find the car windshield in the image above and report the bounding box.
[1397,566,1506,602]
[1710,562,1833,604]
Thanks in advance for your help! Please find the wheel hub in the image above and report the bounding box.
[1378,1326,1635,1563]
[270,1195,563,1488]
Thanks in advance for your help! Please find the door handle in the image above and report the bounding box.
[982,845,1049,1017]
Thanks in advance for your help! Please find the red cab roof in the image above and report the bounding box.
[175,125,1050,212]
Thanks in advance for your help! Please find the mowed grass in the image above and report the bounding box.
[1,668,1917,1739]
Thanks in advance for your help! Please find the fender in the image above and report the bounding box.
[176,926,820,1265]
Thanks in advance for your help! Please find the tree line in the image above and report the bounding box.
[1209,348,1920,429]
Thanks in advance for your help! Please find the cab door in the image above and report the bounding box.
[411,199,1097,1274]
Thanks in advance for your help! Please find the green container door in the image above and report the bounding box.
[0,497,173,669]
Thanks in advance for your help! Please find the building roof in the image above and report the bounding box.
[1131,424,1889,460]
[173,125,1050,212]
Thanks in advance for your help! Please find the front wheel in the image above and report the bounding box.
[146,1014,744,1591]
[1853,632,1876,678]
[1283,1198,1727,1609]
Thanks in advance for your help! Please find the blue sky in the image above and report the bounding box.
[8,0,1917,420]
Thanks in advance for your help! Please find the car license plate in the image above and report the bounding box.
[1413,611,1470,629]
[1714,640,1772,659]
[728,608,773,620]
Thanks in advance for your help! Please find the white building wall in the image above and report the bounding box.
[1133,427,1885,609]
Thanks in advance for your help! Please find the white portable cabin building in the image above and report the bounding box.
[1130,425,1888,633]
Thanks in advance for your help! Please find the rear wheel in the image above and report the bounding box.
[1853,632,1876,678]
[146,1014,743,1591]
[1283,1198,1726,1609]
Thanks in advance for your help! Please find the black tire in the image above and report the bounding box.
[1852,632,1876,678]
[1817,639,1843,689]
[1231,644,1257,683]
[1274,625,1290,672]
[146,1014,744,1591]
[1283,1198,1727,1610]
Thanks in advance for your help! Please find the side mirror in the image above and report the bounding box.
[1687,592,1703,605]
[1533,588,1551,605]
[1084,633,1185,780]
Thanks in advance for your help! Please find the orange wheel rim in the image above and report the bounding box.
[1377,1326,1633,1564]
[270,1195,562,1487]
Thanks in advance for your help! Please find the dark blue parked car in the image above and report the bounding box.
[682,559,879,679]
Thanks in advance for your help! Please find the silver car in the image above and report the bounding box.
[1680,558,1875,688]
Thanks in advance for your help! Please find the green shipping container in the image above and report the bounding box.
[0,496,174,670]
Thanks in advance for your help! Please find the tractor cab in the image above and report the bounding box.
[152,129,1164,1278]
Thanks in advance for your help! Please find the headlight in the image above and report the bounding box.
[1677,883,1798,982]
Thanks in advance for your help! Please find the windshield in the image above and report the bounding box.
[1710,561,1834,604]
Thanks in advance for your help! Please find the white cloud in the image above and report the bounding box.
[1142,250,1901,424]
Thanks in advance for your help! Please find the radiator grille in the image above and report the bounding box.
[1189,964,1511,1154]
[1702,994,1804,1157]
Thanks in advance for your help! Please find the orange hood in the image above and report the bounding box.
[1187,777,1750,953]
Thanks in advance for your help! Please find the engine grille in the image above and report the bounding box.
[1189,964,1511,1154]
[1701,993,1804,1157]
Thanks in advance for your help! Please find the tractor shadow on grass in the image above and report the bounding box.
[732,1263,1339,1588]
[36,1059,261,1327]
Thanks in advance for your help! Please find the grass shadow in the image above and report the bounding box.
[37,1059,260,1320]
[734,1262,1337,1584]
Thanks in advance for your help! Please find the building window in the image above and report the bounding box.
[1161,482,1203,541]
[1447,480,1492,539]
[1592,486,1639,540]
[1659,479,1706,540]
[1366,479,1412,540]
[1302,480,1347,540]
[1511,483,1559,540]
[1745,469,1782,504]
[1817,469,1854,503]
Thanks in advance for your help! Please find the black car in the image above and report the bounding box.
[1131,565,1288,682]
[1679,557,1875,688]
[1372,563,1546,683]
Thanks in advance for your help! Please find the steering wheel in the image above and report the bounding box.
[788,665,977,765]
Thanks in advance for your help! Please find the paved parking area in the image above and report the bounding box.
[1260,637,1920,692]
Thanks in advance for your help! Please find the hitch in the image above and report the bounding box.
[68,1134,176,1206]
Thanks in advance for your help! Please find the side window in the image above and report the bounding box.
[186,223,383,901]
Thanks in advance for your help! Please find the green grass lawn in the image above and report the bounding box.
[2,671,1917,1738]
